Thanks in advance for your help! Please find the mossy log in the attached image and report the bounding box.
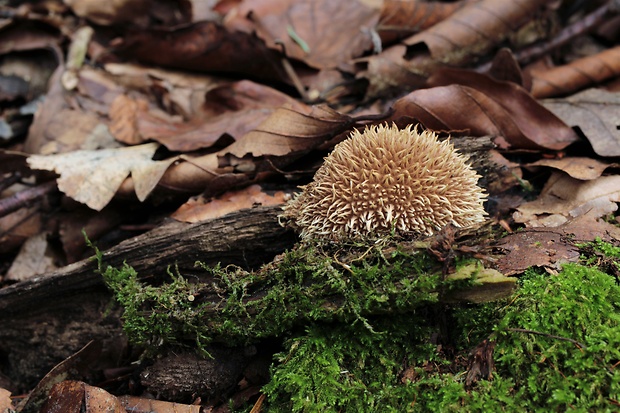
[0,135,507,392]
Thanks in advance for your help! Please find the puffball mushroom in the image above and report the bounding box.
[281,123,486,241]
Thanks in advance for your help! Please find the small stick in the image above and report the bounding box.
[0,180,57,219]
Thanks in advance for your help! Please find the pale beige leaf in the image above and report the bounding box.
[27,143,165,211]
[0,388,14,412]
[513,171,620,227]
[526,157,616,180]
[5,232,58,281]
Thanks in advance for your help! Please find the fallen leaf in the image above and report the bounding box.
[5,232,58,281]
[111,80,308,152]
[0,388,14,412]
[64,0,191,27]
[377,0,476,44]
[39,381,124,413]
[495,229,580,276]
[388,85,527,141]
[27,143,177,211]
[25,66,124,154]
[543,88,620,157]
[114,21,287,83]
[108,94,150,145]
[531,45,620,98]
[513,171,620,227]
[221,104,354,158]
[83,384,125,413]
[427,68,579,150]
[526,157,616,180]
[117,395,200,413]
[225,0,379,70]
[363,0,552,97]
[18,341,102,413]
[172,184,289,223]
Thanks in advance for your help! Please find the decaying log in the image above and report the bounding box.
[0,206,297,390]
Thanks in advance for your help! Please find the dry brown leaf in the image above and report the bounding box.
[224,0,379,70]
[513,171,620,227]
[496,215,620,276]
[39,380,124,413]
[18,342,103,413]
[27,143,177,211]
[104,63,221,119]
[172,184,289,223]
[543,88,620,157]
[222,104,354,158]
[83,384,125,413]
[377,0,477,44]
[114,21,287,83]
[363,0,553,97]
[526,157,615,180]
[118,395,200,413]
[531,45,620,98]
[389,85,525,139]
[64,0,191,27]
[108,94,150,145]
[427,68,579,150]
[0,206,42,254]
[25,66,124,154]
[495,229,580,276]
[125,80,307,152]
[64,0,150,25]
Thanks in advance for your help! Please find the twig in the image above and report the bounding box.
[0,180,57,219]
[479,2,616,72]
[506,327,613,374]
[506,327,586,348]
[516,2,614,65]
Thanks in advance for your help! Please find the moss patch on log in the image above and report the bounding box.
[99,241,455,353]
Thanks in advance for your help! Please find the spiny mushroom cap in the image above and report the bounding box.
[281,123,486,241]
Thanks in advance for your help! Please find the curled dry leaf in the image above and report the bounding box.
[388,85,531,144]
[526,157,616,181]
[221,104,354,158]
[531,45,620,98]
[224,0,379,70]
[363,0,553,97]
[543,88,620,157]
[377,0,476,44]
[172,184,289,223]
[110,80,308,152]
[513,171,620,228]
[39,381,124,413]
[27,143,178,211]
[114,21,287,83]
[427,68,579,150]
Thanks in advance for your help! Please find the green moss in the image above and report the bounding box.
[100,237,620,411]
[100,242,444,352]
[260,244,620,412]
